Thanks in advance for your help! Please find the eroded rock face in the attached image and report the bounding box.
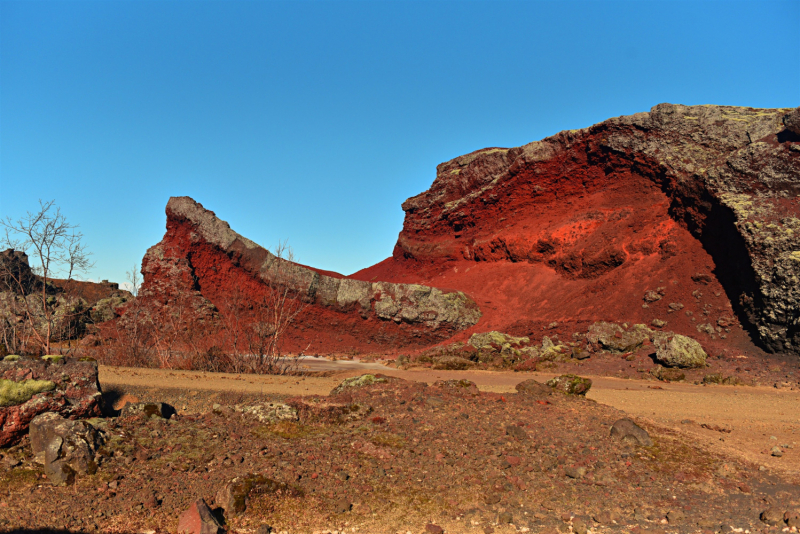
[0,357,102,447]
[136,197,481,352]
[356,104,799,355]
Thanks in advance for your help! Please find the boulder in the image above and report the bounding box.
[654,334,707,368]
[546,374,592,395]
[330,374,388,395]
[587,322,651,353]
[784,107,800,135]
[177,498,225,534]
[515,379,552,400]
[610,418,653,447]
[29,412,100,484]
[0,357,102,447]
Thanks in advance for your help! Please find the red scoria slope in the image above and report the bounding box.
[352,104,800,357]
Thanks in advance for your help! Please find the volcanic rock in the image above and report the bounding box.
[515,379,552,400]
[135,197,482,352]
[353,103,800,355]
[610,418,653,447]
[29,412,100,485]
[654,333,707,368]
[546,374,592,395]
[177,498,225,534]
[0,357,102,447]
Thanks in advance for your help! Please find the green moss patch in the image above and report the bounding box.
[0,378,56,407]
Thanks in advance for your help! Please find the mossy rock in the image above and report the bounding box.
[702,373,724,384]
[42,355,64,364]
[468,331,530,351]
[654,333,707,368]
[3,355,20,362]
[546,374,592,396]
[331,374,388,395]
[78,357,97,363]
[0,378,56,407]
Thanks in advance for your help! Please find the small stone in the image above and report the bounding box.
[515,379,552,400]
[484,493,501,505]
[498,511,513,524]
[572,519,588,534]
[667,510,685,523]
[506,425,528,441]
[770,446,783,457]
[564,466,586,479]
[255,526,273,534]
[785,510,800,528]
[760,508,784,525]
[425,524,444,534]
[334,497,352,513]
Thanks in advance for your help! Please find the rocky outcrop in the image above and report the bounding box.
[0,357,102,447]
[136,197,481,351]
[356,104,800,355]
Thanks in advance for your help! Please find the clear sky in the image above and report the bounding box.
[1,0,798,287]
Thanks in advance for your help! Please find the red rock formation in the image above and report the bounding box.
[135,197,481,353]
[353,104,800,355]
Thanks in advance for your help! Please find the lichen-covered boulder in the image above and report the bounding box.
[469,331,529,351]
[654,333,707,368]
[0,357,102,447]
[233,402,298,423]
[587,322,651,353]
[546,374,592,396]
[330,374,388,395]
[29,412,100,484]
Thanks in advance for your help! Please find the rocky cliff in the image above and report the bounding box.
[137,197,481,351]
[354,104,800,355]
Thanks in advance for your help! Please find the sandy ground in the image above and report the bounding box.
[99,364,800,479]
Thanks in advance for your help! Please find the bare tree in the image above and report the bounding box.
[1,200,94,354]
[126,264,141,297]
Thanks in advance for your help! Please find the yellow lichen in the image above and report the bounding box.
[0,379,56,407]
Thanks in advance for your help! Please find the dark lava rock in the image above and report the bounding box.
[515,379,552,400]
[29,412,100,485]
[610,418,653,447]
[0,357,102,447]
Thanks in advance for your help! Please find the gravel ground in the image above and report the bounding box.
[0,373,798,534]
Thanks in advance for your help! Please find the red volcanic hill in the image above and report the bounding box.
[352,104,800,356]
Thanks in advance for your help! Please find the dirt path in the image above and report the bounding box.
[99,365,800,478]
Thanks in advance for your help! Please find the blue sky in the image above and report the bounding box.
[1,0,798,287]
